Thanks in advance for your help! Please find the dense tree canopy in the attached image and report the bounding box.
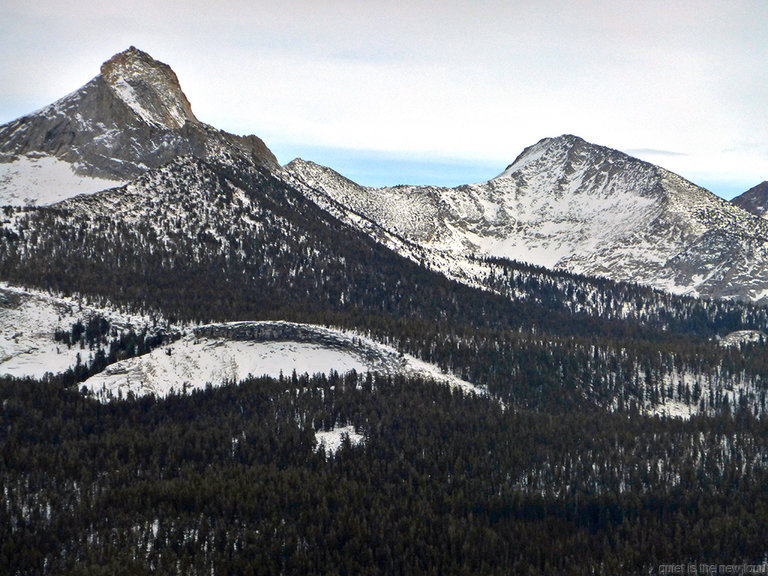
[2,373,768,575]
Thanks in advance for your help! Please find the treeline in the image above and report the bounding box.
[3,157,768,414]
[478,254,768,336]
[48,308,768,416]
[2,372,767,575]
[1,156,766,345]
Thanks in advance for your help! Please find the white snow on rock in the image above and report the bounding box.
[286,135,768,303]
[80,321,485,401]
[0,154,123,206]
[82,337,371,399]
[648,399,697,420]
[719,330,766,347]
[100,46,197,130]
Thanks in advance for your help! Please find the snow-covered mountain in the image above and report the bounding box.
[0,46,277,205]
[731,181,768,218]
[7,47,768,576]
[287,135,768,302]
[4,47,768,304]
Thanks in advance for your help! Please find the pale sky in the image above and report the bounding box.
[1,0,766,197]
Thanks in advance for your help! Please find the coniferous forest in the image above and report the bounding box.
[3,153,768,574]
[3,372,768,575]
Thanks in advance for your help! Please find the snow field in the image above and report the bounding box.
[0,154,122,206]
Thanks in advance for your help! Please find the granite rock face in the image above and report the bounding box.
[0,47,278,182]
[731,181,768,219]
[99,46,198,130]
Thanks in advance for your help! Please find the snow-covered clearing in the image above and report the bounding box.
[0,285,484,401]
[314,425,365,457]
[82,337,371,399]
[0,283,159,378]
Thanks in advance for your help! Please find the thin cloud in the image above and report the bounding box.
[624,149,688,158]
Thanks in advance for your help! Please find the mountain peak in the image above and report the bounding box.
[100,46,197,129]
[496,134,592,177]
[0,46,278,191]
[495,134,681,185]
[731,181,768,218]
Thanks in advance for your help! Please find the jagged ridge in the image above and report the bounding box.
[287,135,768,302]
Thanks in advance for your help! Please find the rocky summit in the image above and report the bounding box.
[0,47,277,198]
[99,46,198,130]
[288,135,768,302]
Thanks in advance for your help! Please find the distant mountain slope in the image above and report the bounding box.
[3,48,768,418]
[4,150,768,416]
[0,152,626,339]
[0,46,276,205]
[731,181,768,218]
[287,135,768,302]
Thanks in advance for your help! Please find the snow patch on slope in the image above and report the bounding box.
[81,321,485,401]
[0,154,123,206]
[83,337,370,399]
[719,330,766,347]
[0,284,160,378]
[648,399,696,420]
[497,137,552,177]
[315,425,365,457]
[0,289,84,378]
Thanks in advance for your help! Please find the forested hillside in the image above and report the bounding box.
[2,153,768,416]
[3,373,768,574]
